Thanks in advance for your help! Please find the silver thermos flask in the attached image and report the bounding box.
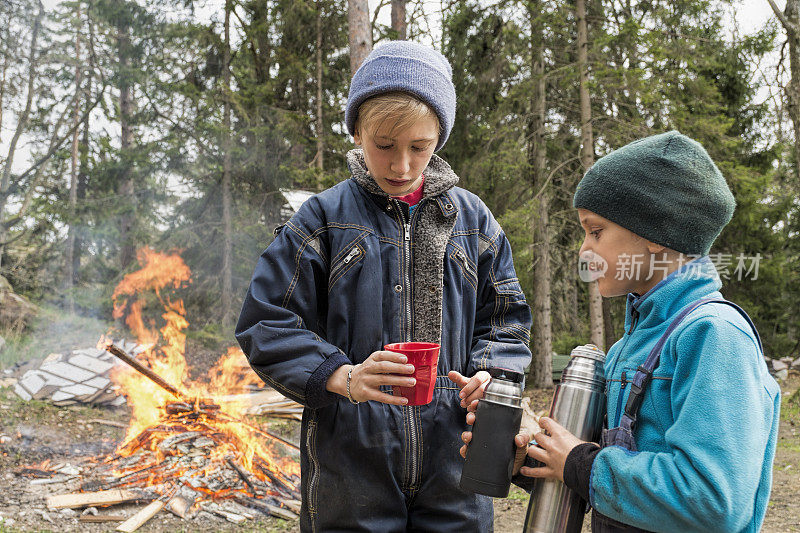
[523,344,607,533]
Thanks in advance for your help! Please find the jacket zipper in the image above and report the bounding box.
[607,302,640,426]
[626,307,640,335]
[330,246,361,280]
[393,198,422,490]
[306,415,319,531]
[614,371,628,427]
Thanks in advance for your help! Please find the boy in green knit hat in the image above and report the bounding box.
[460,131,781,532]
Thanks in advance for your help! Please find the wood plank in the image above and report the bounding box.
[87,418,127,428]
[78,515,126,523]
[278,498,302,513]
[46,489,141,509]
[116,500,165,532]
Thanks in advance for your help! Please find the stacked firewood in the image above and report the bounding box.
[19,343,304,531]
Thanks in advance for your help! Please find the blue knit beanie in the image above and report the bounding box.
[573,131,736,256]
[345,41,456,152]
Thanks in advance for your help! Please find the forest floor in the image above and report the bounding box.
[0,348,797,532]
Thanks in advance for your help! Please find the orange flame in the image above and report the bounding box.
[104,246,300,493]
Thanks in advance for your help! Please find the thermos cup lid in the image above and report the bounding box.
[570,343,606,362]
[488,367,524,383]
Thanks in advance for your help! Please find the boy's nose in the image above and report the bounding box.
[391,152,411,175]
[578,239,588,256]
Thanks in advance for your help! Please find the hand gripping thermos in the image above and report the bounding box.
[523,344,607,533]
[459,367,524,497]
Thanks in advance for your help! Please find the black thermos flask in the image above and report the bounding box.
[459,367,524,497]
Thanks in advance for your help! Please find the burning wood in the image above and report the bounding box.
[30,248,303,529]
[105,343,185,400]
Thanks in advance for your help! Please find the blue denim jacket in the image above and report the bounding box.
[236,149,532,531]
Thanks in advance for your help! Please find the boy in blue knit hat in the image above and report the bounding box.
[461,131,780,532]
[236,41,532,531]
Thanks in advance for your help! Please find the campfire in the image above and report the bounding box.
[29,248,302,530]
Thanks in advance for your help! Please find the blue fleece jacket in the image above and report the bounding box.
[590,256,781,532]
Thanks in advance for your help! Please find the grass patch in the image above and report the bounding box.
[0,304,111,369]
[777,440,800,453]
[0,386,116,427]
[507,486,530,501]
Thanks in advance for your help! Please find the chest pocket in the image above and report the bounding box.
[449,247,478,292]
[329,242,365,290]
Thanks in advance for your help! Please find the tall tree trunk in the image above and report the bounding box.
[767,0,800,185]
[65,1,82,313]
[0,1,43,269]
[576,0,604,348]
[74,104,90,281]
[348,0,372,74]
[0,25,9,145]
[117,14,135,271]
[221,0,235,329]
[315,0,325,188]
[391,0,407,39]
[527,0,552,389]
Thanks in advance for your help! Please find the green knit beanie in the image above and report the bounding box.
[572,130,735,256]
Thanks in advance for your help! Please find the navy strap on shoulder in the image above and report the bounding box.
[619,298,762,432]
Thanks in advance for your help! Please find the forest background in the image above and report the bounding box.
[1,0,799,390]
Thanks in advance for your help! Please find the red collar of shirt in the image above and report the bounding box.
[392,176,424,206]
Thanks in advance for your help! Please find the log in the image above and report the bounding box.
[105,343,184,399]
[79,515,127,523]
[30,475,78,485]
[46,489,142,509]
[226,458,256,494]
[116,500,165,532]
[88,418,127,429]
[235,494,299,520]
[278,498,302,513]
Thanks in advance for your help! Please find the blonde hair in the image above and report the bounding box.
[355,91,441,139]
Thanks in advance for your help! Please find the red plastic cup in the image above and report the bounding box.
[384,342,441,406]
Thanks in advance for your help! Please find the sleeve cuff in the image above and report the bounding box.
[511,454,538,493]
[305,352,350,408]
[563,442,600,503]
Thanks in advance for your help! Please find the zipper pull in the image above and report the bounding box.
[627,308,639,335]
[405,223,411,241]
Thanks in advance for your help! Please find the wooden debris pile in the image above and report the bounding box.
[20,399,301,531]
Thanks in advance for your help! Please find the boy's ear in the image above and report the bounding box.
[646,241,666,254]
[353,127,362,146]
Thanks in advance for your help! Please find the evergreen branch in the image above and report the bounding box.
[144,96,216,158]
[10,82,108,187]
[535,155,580,199]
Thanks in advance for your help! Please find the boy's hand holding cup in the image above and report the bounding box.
[331,350,417,405]
[384,342,441,406]
[330,343,441,406]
